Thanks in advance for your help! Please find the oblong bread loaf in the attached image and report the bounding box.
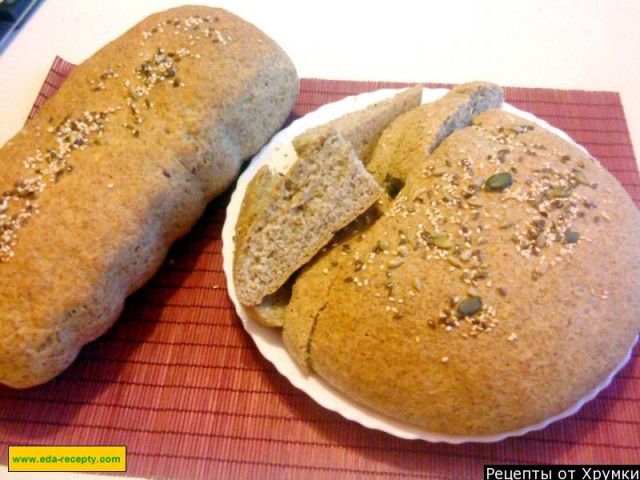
[0,6,299,388]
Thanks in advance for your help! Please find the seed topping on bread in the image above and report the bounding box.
[0,106,122,263]
[0,12,235,264]
[0,5,300,388]
[312,111,615,349]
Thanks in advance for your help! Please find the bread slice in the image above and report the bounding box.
[234,165,291,327]
[233,130,383,306]
[243,280,292,328]
[234,165,279,257]
[292,85,423,165]
[367,81,503,187]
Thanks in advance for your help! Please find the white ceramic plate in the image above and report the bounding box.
[221,87,638,443]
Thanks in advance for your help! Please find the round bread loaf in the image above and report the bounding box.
[299,108,640,436]
[0,6,299,388]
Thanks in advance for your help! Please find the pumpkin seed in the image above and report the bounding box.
[547,186,572,198]
[430,234,452,249]
[485,172,513,191]
[572,168,589,185]
[564,230,580,244]
[457,296,482,317]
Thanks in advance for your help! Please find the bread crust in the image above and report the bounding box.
[302,109,640,435]
[0,6,299,388]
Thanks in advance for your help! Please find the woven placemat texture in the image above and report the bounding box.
[1,57,639,479]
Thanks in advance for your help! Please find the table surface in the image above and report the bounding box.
[1,2,639,479]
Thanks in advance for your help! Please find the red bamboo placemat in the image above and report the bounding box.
[1,57,639,479]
